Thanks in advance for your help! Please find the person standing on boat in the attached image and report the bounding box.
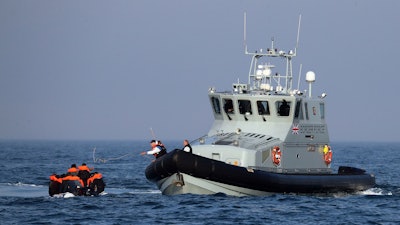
[156,140,167,158]
[141,140,162,158]
[279,99,290,116]
[182,139,192,153]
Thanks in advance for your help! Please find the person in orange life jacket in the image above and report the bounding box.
[87,172,105,195]
[67,164,79,175]
[141,140,162,158]
[49,173,62,196]
[78,163,93,172]
[182,139,192,153]
[87,172,103,187]
[63,164,84,191]
[78,163,93,187]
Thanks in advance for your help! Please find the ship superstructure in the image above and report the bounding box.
[194,15,329,174]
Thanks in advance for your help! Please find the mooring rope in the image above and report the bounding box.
[92,147,134,163]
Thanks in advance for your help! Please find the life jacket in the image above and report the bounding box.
[62,175,84,187]
[67,167,79,175]
[323,145,329,154]
[78,165,91,172]
[87,173,103,187]
[156,145,167,158]
[49,174,62,183]
[183,144,192,153]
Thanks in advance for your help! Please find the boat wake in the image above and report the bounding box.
[330,187,394,197]
[359,187,393,196]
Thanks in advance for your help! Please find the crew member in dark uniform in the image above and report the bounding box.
[182,139,192,153]
[279,99,290,116]
[156,140,167,158]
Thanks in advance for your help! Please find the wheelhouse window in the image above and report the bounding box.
[294,100,303,119]
[320,103,325,119]
[223,99,234,114]
[211,97,221,114]
[238,100,252,114]
[277,100,291,116]
[305,102,309,120]
[257,101,270,115]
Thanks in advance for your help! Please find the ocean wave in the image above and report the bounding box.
[359,187,393,196]
[3,182,45,188]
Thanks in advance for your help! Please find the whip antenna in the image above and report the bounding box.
[295,14,301,55]
[150,127,156,139]
[297,64,303,90]
[244,12,248,54]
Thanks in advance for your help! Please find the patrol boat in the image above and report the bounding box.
[145,17,375,196]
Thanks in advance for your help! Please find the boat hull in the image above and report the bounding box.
[145,149,376,196]
[49,178,105,197]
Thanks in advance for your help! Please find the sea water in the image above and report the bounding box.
[0,140,398,225]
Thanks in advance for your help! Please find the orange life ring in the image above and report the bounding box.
[324,150,332,165]
[271,146,281,165]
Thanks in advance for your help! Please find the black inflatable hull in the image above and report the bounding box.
[145,149,376,194]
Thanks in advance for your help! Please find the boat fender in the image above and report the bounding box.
[271,146,281,165]
[323,147,332,165]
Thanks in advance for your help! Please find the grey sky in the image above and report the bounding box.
[1,1,399,142]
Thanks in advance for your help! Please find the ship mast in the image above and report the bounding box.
[243,13,301,95]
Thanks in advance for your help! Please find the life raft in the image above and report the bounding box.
[49,172,105,197]
[271,146,281,165]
